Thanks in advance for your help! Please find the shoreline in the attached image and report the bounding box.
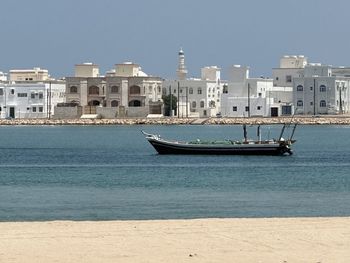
[1,217,349,262]
[2,116,350,126]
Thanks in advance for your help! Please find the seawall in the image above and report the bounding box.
[1,116,350,125]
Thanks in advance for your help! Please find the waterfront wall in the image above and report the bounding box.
[2,116,350,125]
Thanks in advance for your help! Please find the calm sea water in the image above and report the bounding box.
[0,124,350,221]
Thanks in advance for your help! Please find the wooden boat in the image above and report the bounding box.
[142,124,297,156]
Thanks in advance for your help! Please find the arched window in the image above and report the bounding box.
[200,101,205,108]
[130,85,141,95]
[189,87,193,94]
[111,100,119,107]
[197,87,202,94]
[320,85,326,92]
[297,100,303,107]
[320,100,326,107]
[110,86,119,93]
[129,100,141,107]
[296,85,303,91]
[89,86,99,95]
[192,101,197,108]
[70,86,78,93]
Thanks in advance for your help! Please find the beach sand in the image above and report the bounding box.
[0,217,349,263]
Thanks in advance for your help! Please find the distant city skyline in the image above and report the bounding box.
[1,0,350,79]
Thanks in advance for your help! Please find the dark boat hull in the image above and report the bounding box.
[147,138,290,155]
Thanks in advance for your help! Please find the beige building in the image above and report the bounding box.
[62,62,163,118]
[9,67,50,81]
[75,63,100,78]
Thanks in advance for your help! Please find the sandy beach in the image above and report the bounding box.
[1,217,349,263]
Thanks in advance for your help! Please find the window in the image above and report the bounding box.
[310,87,313,91]
[258,92,262,97]
[257,106,262,110]
[10,89,15,95]
[39,106,43,112]
[32,107,37,112]
[39,93,43,99]
[89,86,99,95]
[310,102,313,106]
[70,86,78,93]
[110,86,119,93]
[297,85,303,91]
[17,93,27,97]
[276,77,279,81]
[232,106,237,111]
[192,101,196,108]
[0,106,1,111]
[320,85,326,92]
[31,93,35,99]
[189,87,193,94]
[208,88,211,93]
[200,101,205,108]
[197,87,202,94]
[0,89,3,96]
[286,75,292,83]
[297,100,303,107]
[111,100,119,107]
[210,100,216,107]
[320,100,326,107]
[245,106,249,112]
[223,85,228,94]
[130,85,141,95]
[157,86,161,93]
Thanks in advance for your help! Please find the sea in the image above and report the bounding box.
[0,124,350,221]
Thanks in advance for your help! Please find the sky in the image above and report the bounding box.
[0,0,350,80]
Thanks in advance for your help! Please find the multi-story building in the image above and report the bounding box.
[0,67,65,119]
[293,64,350,115]
[9,67,50,82]
[221,65,293,117]
[0,81,65,119]
[163,49,225,117]
[63,62,163,118]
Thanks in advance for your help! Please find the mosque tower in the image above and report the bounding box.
[176,48,188,80]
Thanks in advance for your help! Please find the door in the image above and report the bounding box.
[270,107,278,117]
[9,107,15,119]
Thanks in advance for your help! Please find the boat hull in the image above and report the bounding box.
[147,138,290,155]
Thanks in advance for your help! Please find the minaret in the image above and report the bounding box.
[176,48,188,80]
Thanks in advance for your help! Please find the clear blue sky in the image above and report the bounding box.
[0,0,349,79]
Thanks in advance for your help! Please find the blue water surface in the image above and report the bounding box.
[0,124,349,221]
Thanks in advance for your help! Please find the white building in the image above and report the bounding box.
[272,55,307,87]
[0,72,7,81]
[0,81,66,119]
[293,64,350,115]
[163,49,225,117]
[221,65,293,117]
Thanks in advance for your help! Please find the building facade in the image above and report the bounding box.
[293,64,350,115]
[64,63,163,118]
[163,49,225,117]
[0,81,65,119]
[221,65,293,117]
[9,67,50,82]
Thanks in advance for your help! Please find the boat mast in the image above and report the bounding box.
[243,124,248,142]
